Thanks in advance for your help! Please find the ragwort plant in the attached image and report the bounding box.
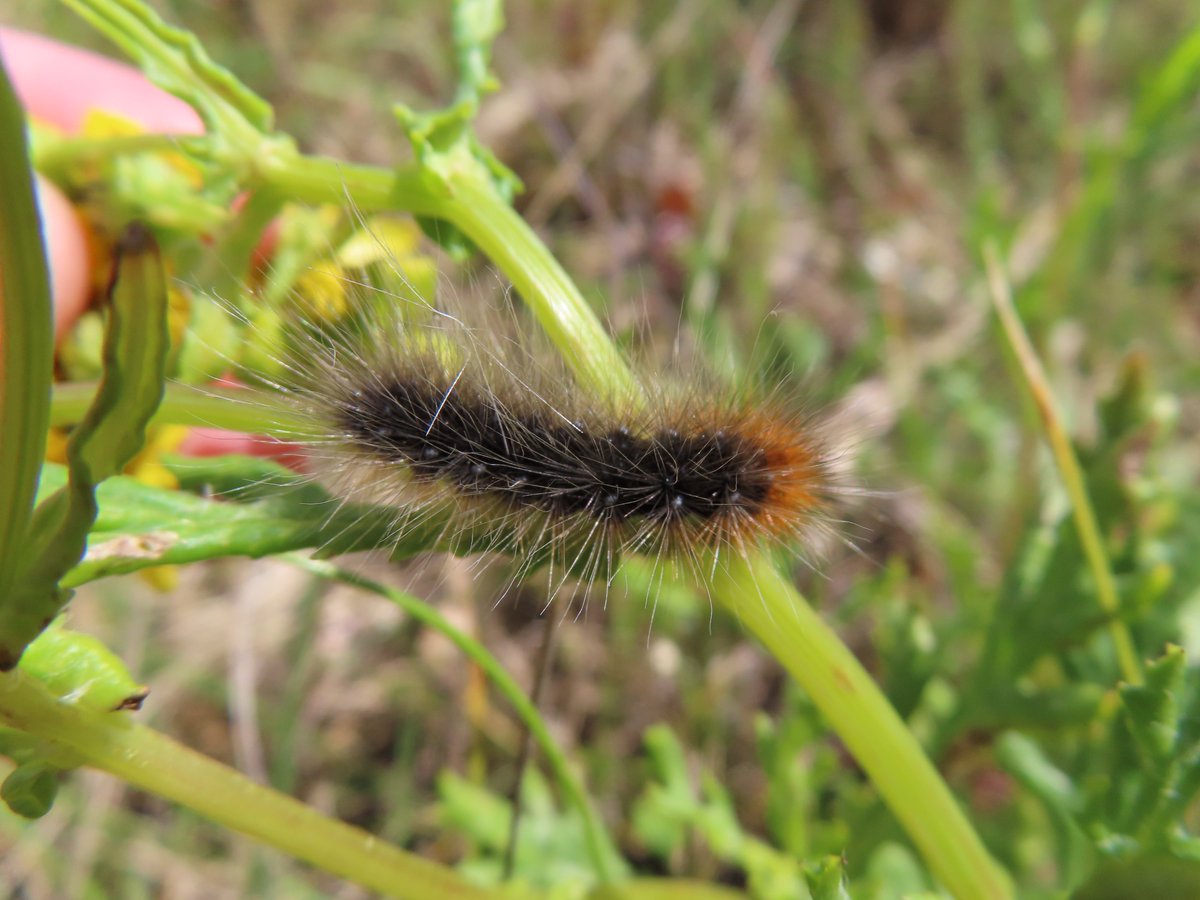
[2,1,1200,897]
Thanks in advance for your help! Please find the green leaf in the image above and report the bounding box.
[1126,24,1200,164]
[804,856,850,900]
[971,358,1171,696]
[0,227,169,665]
[36,459,385,585]
[696,775,746,860]
[1073,647,1200,854]
[29,454,520,587]
[57,0,297,239]
[630,725,698,855]
[1032,20,1200,325]
[0,51,55,665]
[436,770,512,853]
[0,726,44,765]
[18,444,614,593]
[1,761,59,819]
[754,708,831,860]
[862,843,934,899]
[18,619,148,712]
[630,726,808,900]
[974,684,1107,733]
[436,769,597,891]
[67,228,170,483]
[1156,743,1200,834]
[1120,645,1186,770]
[1120,648,1200,846]
[997,732,1084,816]
[395,102,522,258]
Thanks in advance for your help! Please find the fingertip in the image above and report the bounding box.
[0,27,203,134]
[35,173,92,342]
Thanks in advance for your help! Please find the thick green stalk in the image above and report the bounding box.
[260,154,442,217]
[0,670,493,899]
[438,179,643,404]
[712,556,1014,899]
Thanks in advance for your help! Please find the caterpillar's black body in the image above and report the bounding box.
[339,377,774,526]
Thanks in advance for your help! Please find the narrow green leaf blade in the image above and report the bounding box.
[0,51,55,658]
[22,457,497,587]
[67,226,169,483]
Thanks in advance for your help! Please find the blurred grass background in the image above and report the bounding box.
[3,0,1200,896]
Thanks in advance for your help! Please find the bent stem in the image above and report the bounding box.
[257,155,641,404]
[439,179,644,404]
[286,555,628,885]
[0,670,493,899]
[712,555,1014,900]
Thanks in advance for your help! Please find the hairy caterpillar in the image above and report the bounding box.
[232,266,855,603]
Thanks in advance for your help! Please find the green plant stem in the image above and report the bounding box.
[984,247,1143,686]
[438,179,643,403]
[33,133,200,179]
[51,381,316,438]
[257,155,641,402]
[286,554,628,884]
[711,555,1014,900]
[590,880,747,900]
[260,154,441,216]
[0,670,493,899]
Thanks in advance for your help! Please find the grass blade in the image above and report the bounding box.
[984,245,1143,686]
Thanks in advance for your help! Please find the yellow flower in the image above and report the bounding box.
[125,425,191,491]
[336,216,423,267]
[294,258,350,321]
